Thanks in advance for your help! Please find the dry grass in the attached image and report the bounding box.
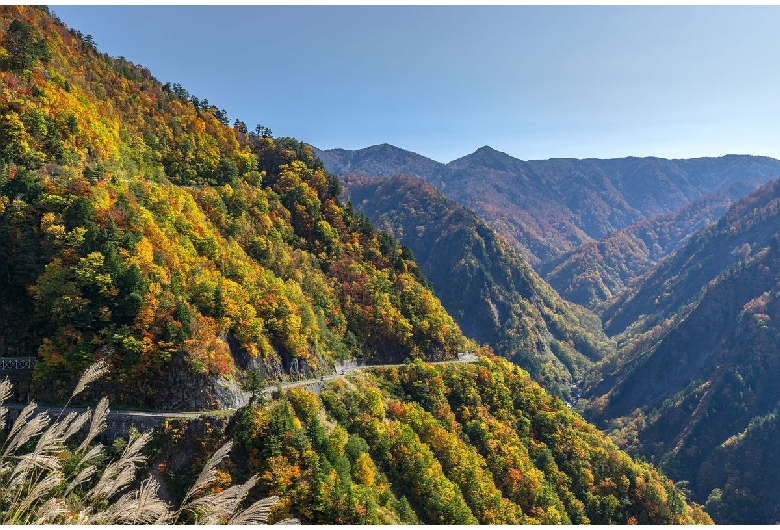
[0,361,298,524]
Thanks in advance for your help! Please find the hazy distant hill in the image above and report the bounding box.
[314,143,449,182]
[317,145,780,267]
[342,173,613,399]
[541,180,762,308]
[584,177,780,523]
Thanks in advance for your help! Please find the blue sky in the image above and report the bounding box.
[53,6,780,163]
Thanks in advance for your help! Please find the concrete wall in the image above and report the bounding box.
[335,358,365,372]
[3,405,224,445]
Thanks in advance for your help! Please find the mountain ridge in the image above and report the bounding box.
[541,179,763,308]
[316,144,780,267]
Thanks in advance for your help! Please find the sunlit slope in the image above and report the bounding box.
[0,6,471,408]
[224,355,712,524]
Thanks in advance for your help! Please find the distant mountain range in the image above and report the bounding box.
[316,144,780,271]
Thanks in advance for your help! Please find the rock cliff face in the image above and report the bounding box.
[0,367,33,403]
[158,355,242,410]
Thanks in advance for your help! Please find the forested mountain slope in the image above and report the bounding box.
[0,6,471,409]
[541,180,761,308]
[342,173,612,400]
[317,144,780,267]
[583,177,780,523]
[177,355,710,524]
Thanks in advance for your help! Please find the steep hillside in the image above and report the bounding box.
[542,180,761,308]
[0,6,472,409]
[342,173,612,400]
[584,178,780,523]
[318,144,780,266]
[209,355,710,524]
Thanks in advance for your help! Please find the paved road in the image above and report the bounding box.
[4,353,480,421]
[259,352,479,396]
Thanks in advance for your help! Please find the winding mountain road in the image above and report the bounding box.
[4,353,479,422]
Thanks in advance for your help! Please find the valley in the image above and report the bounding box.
[323,145,780,524]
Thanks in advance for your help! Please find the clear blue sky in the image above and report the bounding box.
[52,6,780,163]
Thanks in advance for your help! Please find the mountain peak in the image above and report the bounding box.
[474,145,501,154]
[447,145,520,171]
[364,142,404,153]
[313,143,447,181]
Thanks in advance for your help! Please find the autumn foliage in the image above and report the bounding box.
[0,6,471,408]
[227,355,711,524]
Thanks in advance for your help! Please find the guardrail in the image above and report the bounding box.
[0,357,36,370]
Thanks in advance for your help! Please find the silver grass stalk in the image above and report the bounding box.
[7,471,63,523]
[85,430,154,500]
[7,466,32,493]
[119,429,154,466]
[71,359,109,398]
[76,443,103,469]
[92,477,170,524]
[49,410,77,435]
[77,397,109,453]
[69,509,92,525]
[93,489,136,524]
[49,410,81,442]
[178,440,233,512]
[229,494,284,524]
[3,402,39,453]
[60,410,91,441]
[31,497,67,524]
[185,475,258,523]
[63,465,97,497]
[4,411,49,457]
[33,418,65,456]
[10,453,62,482]
[130,477,171,524]
[86,460,136,501]
[0,378,12,403]
[0,378,13,427]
